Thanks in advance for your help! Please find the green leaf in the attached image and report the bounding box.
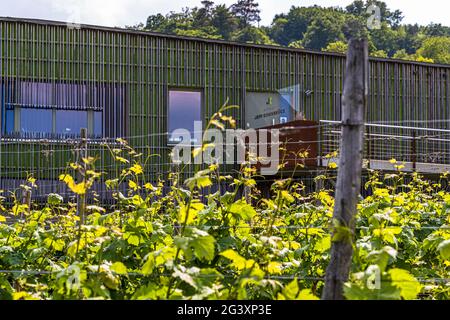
[388,268,421,300]
[67,240,78,257]
[174,230,215,262]
[344,281,401,300]
[279,279,299,300]
[373,227,402,244]
[220,249,248,270]
[190,234,215,261]
[185,170,213,190]
[281,190,295,203]
[297,289,320,300]
[178,201,204,225]
[142,254,155,275]
[115,156,129,164]
[210,119,225,130]
[105,179,119,189]
[437,239,450,260]
[173,267,197,289]
[229,199,256,221]
[366,246,397,272]
[267,261,282,274]
[111,262,128,275]
[313,235,331,253]
[47,193,63,205]
[128,180,139,191]
[125,233,140,246]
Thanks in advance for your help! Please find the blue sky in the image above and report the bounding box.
[0,0,448,28]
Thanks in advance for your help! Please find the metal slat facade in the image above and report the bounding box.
[0,18,450,199]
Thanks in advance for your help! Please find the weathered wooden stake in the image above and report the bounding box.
[77,128,88,224]
[322,39,368,300]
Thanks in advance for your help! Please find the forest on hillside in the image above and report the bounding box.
[127,0,450,65]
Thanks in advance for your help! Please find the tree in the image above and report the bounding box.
[370,49,388,58]
[323,41,348,54]
[288,40,304,49]
[231,26,274,45]
[424,23,450,37]
[212,4,239,40]
[173,28,222,40]
[370,22,402,56]
[392,49,434,63]
[201,0,215,12]
[146,13,167,31]
[193,1,215,28]
[417,37,450,64]
[268,6,331,46]
[392,49,410,60]
[231,0,261,28]
[125,22,145,31]
[346,0,403,28]
[302,14,346,50]
[140,1,449,65]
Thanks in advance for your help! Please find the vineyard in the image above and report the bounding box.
[0,133,449,300]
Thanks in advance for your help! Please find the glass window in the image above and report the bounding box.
[20,108,53,134]
[5,109,14,133]
[2,81,117,138]
[168,90,202,144]
[55,110,87,135]
[94,111,102,136]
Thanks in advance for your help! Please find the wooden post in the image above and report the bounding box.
[322,39,368,300]
[77,128,87,224]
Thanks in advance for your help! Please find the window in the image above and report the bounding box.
[55,110,88,135]
[21,108,53,133]
[94,111,103,136]
[1,81,111,137]
[4,108,14,134]
[168,89,202,144]
[245,92,294,129]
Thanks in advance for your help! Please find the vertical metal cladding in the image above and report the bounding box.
[0,18,450,199]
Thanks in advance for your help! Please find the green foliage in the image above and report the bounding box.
[137,1,449,65]
[212,4,239,40]
[323,41,348,54]
[370,50,388,58]
[1,111,450,300]
[417,37,450,64]
[1,159,450,300]
[231,26,274,45]
[392,49,434,63]
[288,40,304,49]
[346,0,404,28]
[230,0,261,28]
[302,14,347,50]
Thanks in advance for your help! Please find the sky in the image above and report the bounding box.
[0,0,448,28]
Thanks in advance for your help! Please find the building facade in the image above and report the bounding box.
[1,17,450,199]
